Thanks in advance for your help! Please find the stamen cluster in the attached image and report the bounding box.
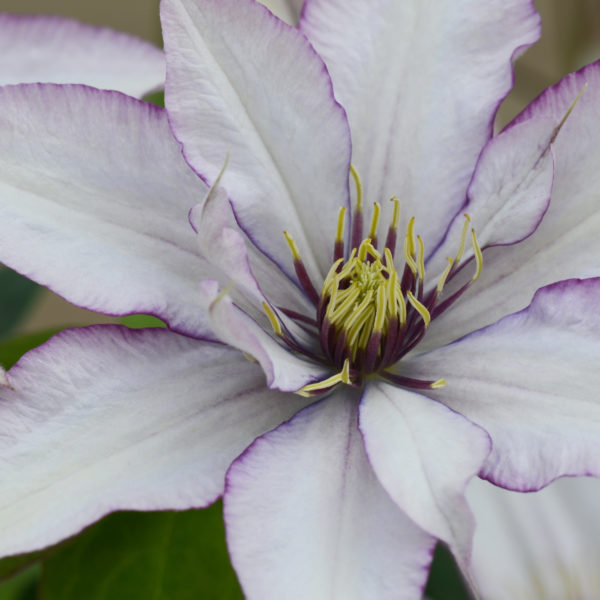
[263,167,483,396]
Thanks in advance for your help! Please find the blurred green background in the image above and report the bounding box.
[0,0,599,598]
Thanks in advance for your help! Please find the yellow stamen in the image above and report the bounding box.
[297,359,351,396]
[454,214,471,265]
[350,164,363,211]
[262,302,282,336]
[430,378,446,389]
[336,206,346,245]
[416,235,425,282]
[403,235,418,275]
[471,229,483,281]
[390,197,401,230]
[210,281,235,309]
[406,216,416,257]
[436,257,454,295]
[369,202,381,240]
[358,238,371,262]
[406,291,431,328]
[283,230,301,262]
[373,285,388,333]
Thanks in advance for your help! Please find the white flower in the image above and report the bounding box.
[0,1,600,598]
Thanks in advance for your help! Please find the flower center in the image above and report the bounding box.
[263,166,482,396]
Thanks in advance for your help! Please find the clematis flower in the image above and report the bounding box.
[468,476,600,599]
[1,0,600,598]
[0,14,165,97]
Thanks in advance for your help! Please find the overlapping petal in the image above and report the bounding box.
[359,383,490,574]
[468,476,600,600]
[162,0,351,283]
[225,392,435,600]
[425,115,555,285]
[300,0,540,251]
[0,325,308,557]
[402,278,600,491]
[0,14,164,97]
[198,279,328,392]
[0,83,220,338]
[434,60,600,344]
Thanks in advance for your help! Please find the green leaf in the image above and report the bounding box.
[119,314,166,329]
[0,330,60,370]
[0,268,40,339]
[142,90,165,107]
[0,565,39,600]
[425,542,474,600]
[41,503,243,600]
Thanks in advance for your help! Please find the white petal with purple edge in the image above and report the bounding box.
[359,382,490,577]
[468,476,600,600]
[162,0,351,282]
[225,391,436,600]
[189,182,312,316]
[0,15,164,98]
[431,60,600,346]
[425,116,555,282]
[0,84,221,338]
[402,278,600,491]
[300,0,540,252]
[0,325,308,557]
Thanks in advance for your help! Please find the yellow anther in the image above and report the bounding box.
[348,309,375,355]
[390,197,401,230]
[436,257,454,295]
[406,291,431,328]
[369,202,381,240]
[340,358,351,384]
[406,216,416,257]
[384,247,394,270]
[298,359,351,396]
[336,206,346,244]
[283,230,301,262]
[416,235,425,282]
[373,285,388,333]
[396,281,407,325]
[430,378,446,389]
[344,289,374,334]
[386,269,398,317]
[322,258,344,297]
[454,214,471,265]
[471,229,483,281]
[329,284,361,325]
[403,235,418,275]
[262,302,282,336]
[350,164,363,211]
[210,281,235,309]
[358,238,371,262]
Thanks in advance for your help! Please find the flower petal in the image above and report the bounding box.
[360,382,490,578]
[300,0,541,250]
[403,278,600,491]
[0,325,307,557]
[468,476,600,600]
[429,60,600,346]
[425,116,555,281]
[189,182,313,316]
[0,14,164,98]
[161,0,351,282]
[198,279,328,392]
[0,83,220,338]
[225,391,436,600]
